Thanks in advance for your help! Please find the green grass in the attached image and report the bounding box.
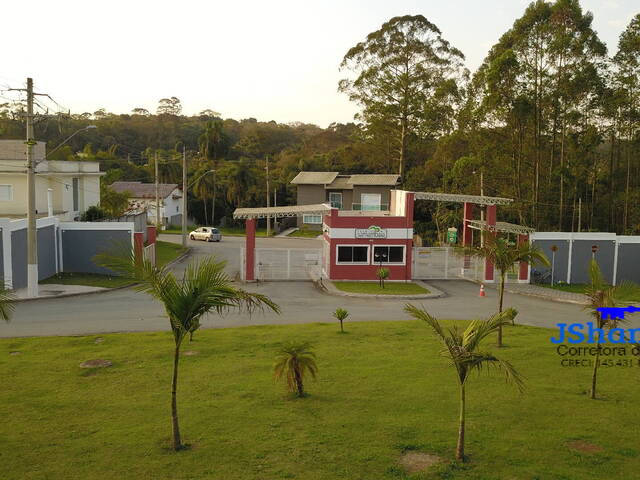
[1,320,639,479]
[162,226,274,237]
[334,281,430,295]
[288,227,322,238]
[40,273,134,288]
[155,240,187,267]
[40,241,186,289]
[538,283,640,302]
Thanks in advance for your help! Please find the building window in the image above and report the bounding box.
[0,184,13,201]
[72,177,79,211]
[361,193,381,211]
[329,192,343,209]
[337,245,369,264]
[373,245,405,264]
[303,214,322,224]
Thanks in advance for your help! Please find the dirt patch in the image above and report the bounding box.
[94,337,105,344]
[182,350,199,356]
[79,359,113,368]
[567,440,603,453]
[9,351,21,356]
[399,452,443,474]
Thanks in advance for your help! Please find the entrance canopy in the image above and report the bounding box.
[413,191,513,206]
[233,204,331,220]
[467,219,534,234]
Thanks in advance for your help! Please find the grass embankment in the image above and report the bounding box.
[40,241,187,289]
[334,281,430,295]
[162,227,274,237]
[2,320,638,479]
[538,283,640,302]
[287,227,321,238]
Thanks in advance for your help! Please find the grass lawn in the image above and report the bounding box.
[162,227,274,237]
[287,228,321,238]
[537,283,640,302]
[1,320,639,479]
[334,281,430,295]
[39,241,186,289]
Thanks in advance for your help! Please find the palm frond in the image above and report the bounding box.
[0,285,16,322]
[463,308,518,352]
[465,351,525,392]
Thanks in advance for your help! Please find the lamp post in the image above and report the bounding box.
[550,245,558,286]
[374,250,388,287]
[45,125,97,161]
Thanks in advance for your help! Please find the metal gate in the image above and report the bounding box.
[412,247,483,280]
[241,248,322,281]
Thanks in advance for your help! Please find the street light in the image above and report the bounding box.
[44,125,97,160]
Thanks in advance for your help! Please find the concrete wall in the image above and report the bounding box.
[61,228,132,275]
[9,224,59,288]
[571,240,616,284]
[617,242,640,284]
[530,239,570,284]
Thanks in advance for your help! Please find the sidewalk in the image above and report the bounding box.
[485,282,588,305]
[14,284,109,301]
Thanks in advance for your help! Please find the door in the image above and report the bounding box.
[361,193,381,211]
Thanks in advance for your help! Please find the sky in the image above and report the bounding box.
[1,0,637,127]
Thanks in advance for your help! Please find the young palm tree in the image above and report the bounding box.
[99,250,279,450]
[273,341,318,397]
[404,304,524,462]
[584,259,640,399]
[0,285,15,321]
[333,308,349,333]
[468,236,549,346]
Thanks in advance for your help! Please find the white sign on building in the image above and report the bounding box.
[355,225,387,239]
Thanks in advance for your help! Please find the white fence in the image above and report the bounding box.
[143,243,156,266]
[240,248,322,281]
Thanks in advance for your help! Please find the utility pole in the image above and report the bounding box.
[155,152,160,229]
[211,169,216,227]
[479,169,485,247]
[265,155,271,236]
[26,78,38,297]
[181,146,187,247]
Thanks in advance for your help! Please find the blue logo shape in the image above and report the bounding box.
[596,306,640,320]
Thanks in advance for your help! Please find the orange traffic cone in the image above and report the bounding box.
[479,284,486,297]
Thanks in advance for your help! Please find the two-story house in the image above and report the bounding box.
[290,171,400,228]
[110,181,183,227]
[0,140,103,220]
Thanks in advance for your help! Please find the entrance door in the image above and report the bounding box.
[361,193,381,211]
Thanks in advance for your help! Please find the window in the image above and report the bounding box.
[337,245,369,264]
[361,193,381,211]
[176,205,179,212]
[373,245,405,264]
[0,185,13,201]
[329,192,343,209]
[72,177,79,211]
[303,214,322,224]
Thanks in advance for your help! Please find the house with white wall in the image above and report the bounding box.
[110,181,183,226]
[0,140,104,220]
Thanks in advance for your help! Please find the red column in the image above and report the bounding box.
[462,202,474,246]
[245,218,256,281]
[518,234,529,282]
[134,232,144,261]
[146,225,157,245]
[406,193,415,280]
[484,204,497,282]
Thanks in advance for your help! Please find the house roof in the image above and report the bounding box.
[110,181,180,199]
[290,171,339,185]
[291,171,400,188]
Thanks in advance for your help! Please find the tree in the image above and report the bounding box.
[332,308,349,333]
[584,259,640,399]
[404,305,523,461]
[467,236,549,346]
[339,15,467,180]
[81,205,107,221]
[376,267,389,288]
[98,252,279,450]
[273,341,318,398]
[100,183,130,218]
[157,97,182,116]
[131,108,150,116]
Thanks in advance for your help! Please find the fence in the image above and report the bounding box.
[143,243,156,266]
[0,217,135,289]
[240,247,322,281]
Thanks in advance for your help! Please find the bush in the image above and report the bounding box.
[81,206,107,221]
[377,268,390,288]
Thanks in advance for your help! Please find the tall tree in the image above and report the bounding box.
[339,15,467,180]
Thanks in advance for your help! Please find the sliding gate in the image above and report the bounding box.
[412,247,483,281]
[240,247,322,281]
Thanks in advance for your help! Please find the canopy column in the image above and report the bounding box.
[518,234,530,282]
[245,218,256,281]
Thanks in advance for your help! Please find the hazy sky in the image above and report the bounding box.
[2,0,637,126]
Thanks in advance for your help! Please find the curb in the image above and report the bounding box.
[321,280,446,300]
[16,247,193,303]
[467,279,588,306]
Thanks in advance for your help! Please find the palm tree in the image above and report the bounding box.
[404,305,524,462]
[99,250,279,450]
[191,164,215,225]
[0,285,15,321]
[468,236,549,346]
[273,341,318,397]
[584,259,640,399]
[333,308,349,333]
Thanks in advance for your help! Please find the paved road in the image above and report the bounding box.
[3,233,626,338]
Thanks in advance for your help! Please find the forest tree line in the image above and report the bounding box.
[1,0,638,240]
